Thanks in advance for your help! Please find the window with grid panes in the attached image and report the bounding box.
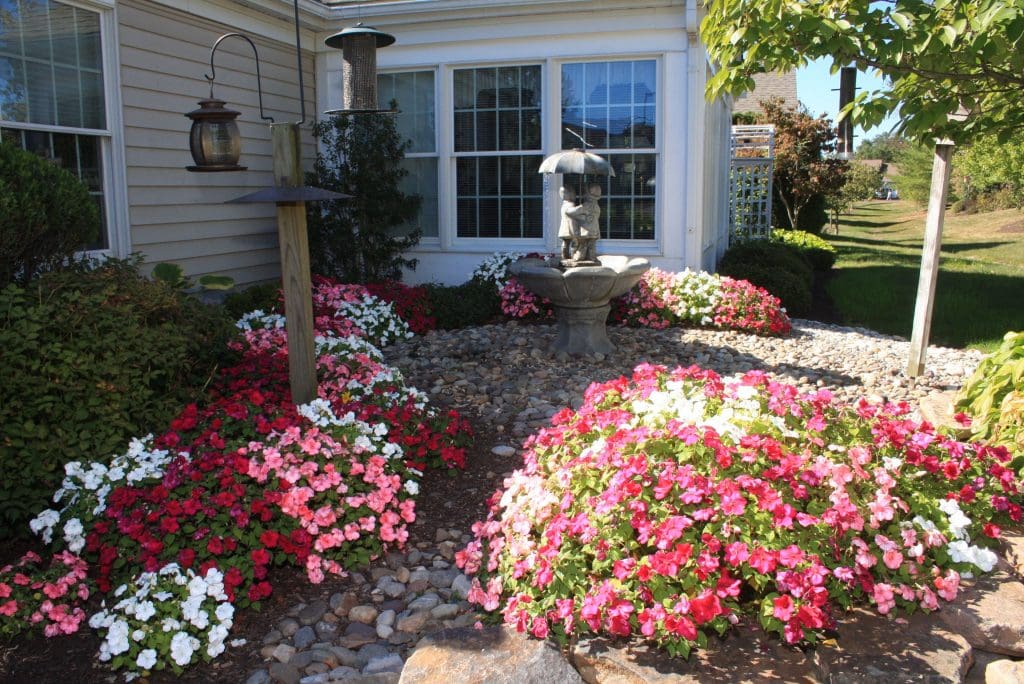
[377,70,438,238]
[0,0,109,249]
[453,65,543,239]
[561,60,656,240]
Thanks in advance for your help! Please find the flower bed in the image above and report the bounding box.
[3,278,472,679]
[472,253,791,336]
[457,364,1021,656]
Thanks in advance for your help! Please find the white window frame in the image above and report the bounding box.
[377,67,440,243]
[443,60,548,252]
[0,0,130,259]
[553,55,662,253]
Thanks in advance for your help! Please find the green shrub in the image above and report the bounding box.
[957,331,1024,459]
[771,229,837,272]
[719,239,813,289]
[424,279,501,329]
[223,280,281,320]
[0,260,236,537]
[0,142,100,285]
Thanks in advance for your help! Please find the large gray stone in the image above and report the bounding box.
[815,607,973,683]
[572,627,815,684]
[938,571,1024,657]
[269,662,302,684]
[399,625,582,684]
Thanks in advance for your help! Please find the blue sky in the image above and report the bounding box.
[795,59,902,149]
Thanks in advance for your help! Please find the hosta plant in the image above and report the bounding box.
[457,364,1020,656]
[957,330,1024,458]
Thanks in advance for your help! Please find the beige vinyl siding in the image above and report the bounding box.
[118,0,317,286]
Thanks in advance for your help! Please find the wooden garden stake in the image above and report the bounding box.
[271,122,317,404]
[907,141,954,378]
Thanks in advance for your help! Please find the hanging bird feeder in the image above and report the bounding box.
[324,24,396,114]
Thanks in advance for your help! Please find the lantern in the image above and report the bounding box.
[185,97,245,172]
[324,24,396,114]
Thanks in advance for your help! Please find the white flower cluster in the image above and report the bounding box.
[664,268,722,325]
[314,333,384,362]
[297,399,404,462]
[235,309,286,331]
[30,435,185,547]
[916,504,1000,574]
[90,565,234,677]
[333,295,413,347]
[629,379,766,442]
[469,251,526,289]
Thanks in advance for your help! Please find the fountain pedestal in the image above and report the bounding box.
[509,255,650,356]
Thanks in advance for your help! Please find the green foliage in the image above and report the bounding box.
[954,131,1024,209]
[771,229,837,272]
[152,262,235,292]
[754,98,848,233]
[855,134,910,164]
[826,162,883,231]
[718,239,813,316]
[0,141,100,285]
[423,279,501,329]
[701,0,1024,144]
[0,260,235,537]
[307,112,423,284]
[957,331,1024,455]
[894,144,943,206]
[223,281,281,320]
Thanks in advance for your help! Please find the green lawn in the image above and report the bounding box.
[825,200,1024,352]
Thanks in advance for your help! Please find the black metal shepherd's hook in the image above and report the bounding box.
[204,0,310,126]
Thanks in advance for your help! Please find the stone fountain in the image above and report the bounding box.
[509,149,650,356]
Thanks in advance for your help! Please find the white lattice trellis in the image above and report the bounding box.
[729,125,775,242]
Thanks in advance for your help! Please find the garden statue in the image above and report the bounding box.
[573,183,602,264]
[511,150,650,356]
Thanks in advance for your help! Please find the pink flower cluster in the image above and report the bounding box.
[0,550,90,638]
[457,364,1020,655]
[243,422,416,584]
[713,277,792,336]
[500,278,554,320]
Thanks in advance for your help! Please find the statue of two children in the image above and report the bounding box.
[558,184,602,263]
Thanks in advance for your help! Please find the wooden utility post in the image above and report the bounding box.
[271,122,317,404]
[907,141,955,378]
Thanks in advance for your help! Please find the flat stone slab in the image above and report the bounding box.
[398,625,582,684]
[571,626,816,683]
[986,659,1024,684]
[938,571,1024,657]
[815,608,972,683]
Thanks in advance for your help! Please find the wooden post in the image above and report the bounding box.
[271,122,318,404]
[906,141,954,378]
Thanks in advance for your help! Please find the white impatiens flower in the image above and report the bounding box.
[29,508,60,544]
[404,480,420,496]
[948,540,999,572]
[134,600,156,622]
[215,603,234,623]
[136,649,157,670]
[106,619,131,655]
[938,499,972,540]
[169,631,199,667]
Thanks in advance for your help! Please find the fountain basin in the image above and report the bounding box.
[510,255,650,355]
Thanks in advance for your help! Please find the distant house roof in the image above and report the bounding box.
[732,72,798,114]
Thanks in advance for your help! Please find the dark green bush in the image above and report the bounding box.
[424,279,501,329]
[223,281,281,320]
[1,142,100,285]
[719,239,814,290]
[0,260,236,537]
[725,264,812,317]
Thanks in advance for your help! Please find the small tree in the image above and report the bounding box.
[893,144,942,206]
[854,133,909,164]
[825,162,883,232]
[306,113,422,283]
[755,98,848,233]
